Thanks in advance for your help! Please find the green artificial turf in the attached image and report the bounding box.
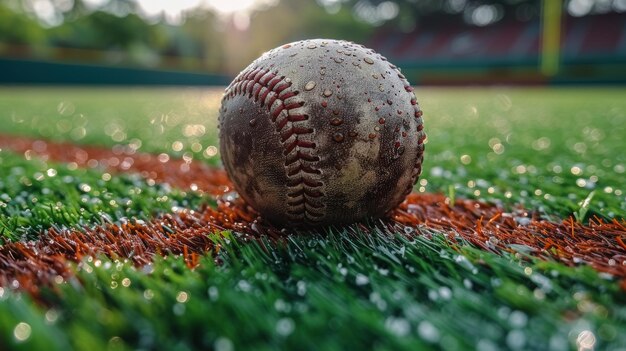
[0,151,206,242]
[0,87,625,350]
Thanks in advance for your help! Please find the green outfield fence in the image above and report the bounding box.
[0,58,230,86]
[1,57,625,86]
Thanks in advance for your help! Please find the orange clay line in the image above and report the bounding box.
[613,219,626,231]
[616,236,626,252]
[488,212,502,225]
[476,216,484,237]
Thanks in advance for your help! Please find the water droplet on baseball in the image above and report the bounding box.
[397,146,405,155]
[333,57,344,63]
[330,118,343,126]
[249,119,257,127]
[405,86,414,92]
[282,44,291,49]
[323,89,333,97]
[378,118,385,124]
[348,131,358,137]
[285,78,292,83]
[333,133,345,142]
[378,85,384,92]
[369,133,377,139]
[307,43,317,49]
[364,57,374,64]
[387,99,393,105]
[415,110,423,118]
[372,74,379,79]
[321,101,328,108]
[305,81,316,91]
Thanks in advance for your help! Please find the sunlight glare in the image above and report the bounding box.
[206,0,262,14]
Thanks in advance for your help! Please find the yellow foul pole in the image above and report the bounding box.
[541,0,563,76]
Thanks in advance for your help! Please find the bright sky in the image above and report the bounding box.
[77,0,273,25]
[137,0,271,24]
[27,0,273,28]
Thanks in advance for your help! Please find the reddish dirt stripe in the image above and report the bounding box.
[0,134,625,297]
[0,134,232,195]
[395,194,626,280]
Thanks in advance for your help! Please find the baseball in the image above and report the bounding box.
[219,39,425,226]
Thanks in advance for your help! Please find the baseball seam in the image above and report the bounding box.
[223,67,326,223]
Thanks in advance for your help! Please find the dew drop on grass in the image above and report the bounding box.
[454,255,477,273]
[508,311,528,328]
[377,267,389,276]
[549,335,569,351]
[173,303,185,316]
[576,330,596,350]
[385,317,410,337]
[45,309,59,324]
[297,281,307,296]
[417,321,440,343]
[214,337,234,351]
[274,299,291,313]
[506,330,526,350]
[143,289,154,300]
[276,318,295,337]
[438,287,452,300]
[355,274,370,286]
[13,322,31,342]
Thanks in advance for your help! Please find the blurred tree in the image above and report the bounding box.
[178,10,224,72]
[0,3,45,45]
[223,0,374,72]
[323,0,542,30]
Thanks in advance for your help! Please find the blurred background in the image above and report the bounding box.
[1,0,625,85]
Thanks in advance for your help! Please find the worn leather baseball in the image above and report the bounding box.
[219,39,425,226]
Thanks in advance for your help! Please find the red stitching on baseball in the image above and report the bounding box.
[286,164,321,176]
[280,126,314,143]
[285,150,319,165]
[223,67,325,223]
[279,91,298,100]
[259,89,272,106]
[284,102,305,110]
[265,93,278,109]
[272,103,286,119]
[276,115,290,132]
[274,82,291,94]
[267,77,283,91]
[283,138,315,155]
